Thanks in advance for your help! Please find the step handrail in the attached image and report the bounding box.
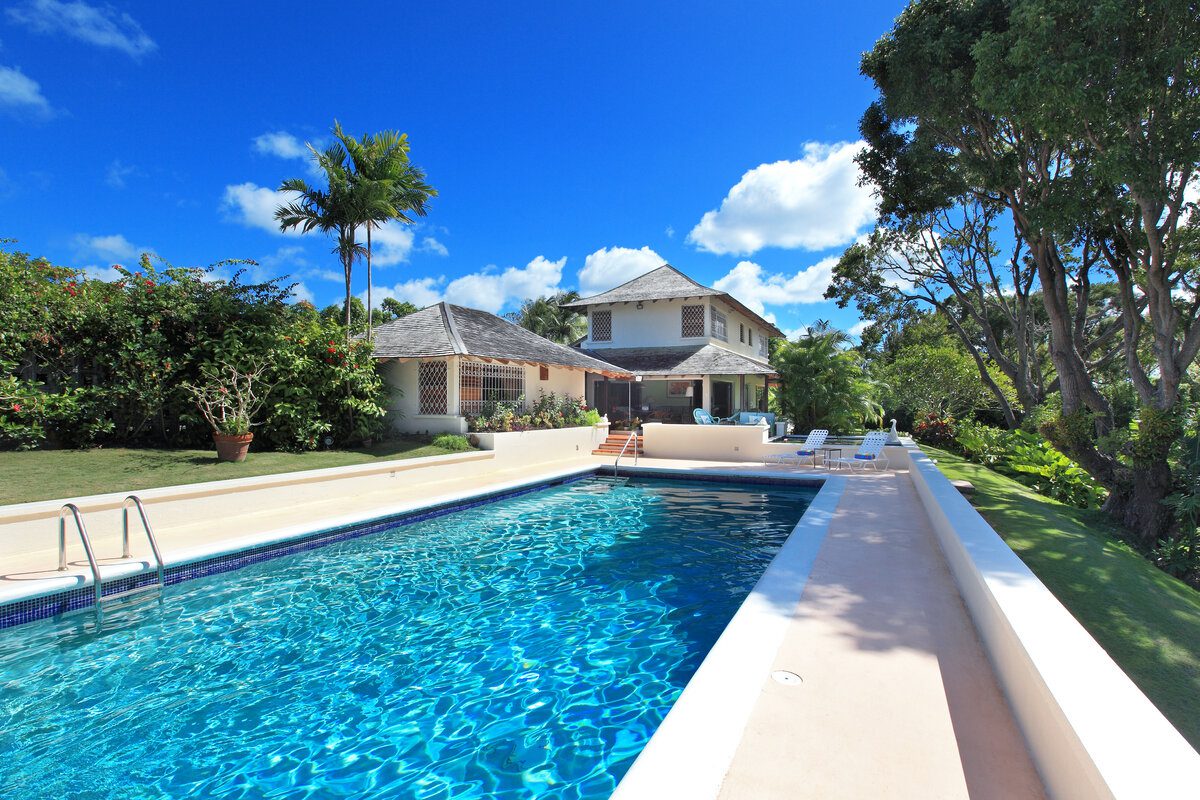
[613,430,640,478]
[122,495,166,588]
[58,503,104,608]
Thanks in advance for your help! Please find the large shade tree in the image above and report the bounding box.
[857,0,1200,544]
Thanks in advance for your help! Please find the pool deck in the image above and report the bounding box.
[0,451,1047,797]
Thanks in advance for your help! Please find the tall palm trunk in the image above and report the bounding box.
[366,224,374,341]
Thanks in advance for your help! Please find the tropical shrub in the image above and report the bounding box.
[0,246,389,452]
[953,419,1107,509]
[431,434,472,452]
[912,413,958,449]
[771,324,882,433]
[466,393,597,433]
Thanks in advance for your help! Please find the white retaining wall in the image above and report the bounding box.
[640,421,800,461]
[900,444,1200,799]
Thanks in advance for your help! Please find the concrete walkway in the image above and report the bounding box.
[717,466,1045,799]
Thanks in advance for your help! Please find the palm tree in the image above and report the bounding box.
[335,126,436,340]
[275,139,367,345]
[771,323,882,432]
[505,291,586,343]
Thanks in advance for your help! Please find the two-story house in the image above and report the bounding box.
[565,265,781,424]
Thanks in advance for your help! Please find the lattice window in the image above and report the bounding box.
[591,310,612,342]
[758,336,768,357]
[711,309,727,341]
[418,361,448,415]
[459,361,526,414]
[681,305,705,338]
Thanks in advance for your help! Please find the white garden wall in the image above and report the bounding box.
[899,444,1200,799]
[640,421,798,461]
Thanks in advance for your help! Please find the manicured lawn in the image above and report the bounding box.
[0,438,468,505]
[926,447,1200,749]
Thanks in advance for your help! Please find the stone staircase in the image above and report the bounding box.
[592,432,644,457]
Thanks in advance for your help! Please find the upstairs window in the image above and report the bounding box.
[681,305,705,338]
[711,309,727,341]
[758,336,768,357]
[591,310,612,341]
[739,324,745,343]
[747,328,753,347]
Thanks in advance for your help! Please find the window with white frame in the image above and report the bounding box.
[711,308,727,341]
[459,361,525,414]
[418,361,448,415]
[591,310,612,342]
[739,323,745,343]
[681,305,705,338]
[758,335,768,357]
[747,328,754,347]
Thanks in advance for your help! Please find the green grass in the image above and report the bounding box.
[926,447,1200,749]
[0,438,468,505]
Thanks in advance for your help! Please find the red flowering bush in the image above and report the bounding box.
[912,412,959,449]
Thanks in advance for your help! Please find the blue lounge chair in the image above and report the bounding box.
[766,429,828,467]
[693,408,734,425]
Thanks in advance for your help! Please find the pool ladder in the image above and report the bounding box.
[58,495,166,614]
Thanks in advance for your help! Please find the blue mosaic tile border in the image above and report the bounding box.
[0,470,594,630]
[606,466,825,488]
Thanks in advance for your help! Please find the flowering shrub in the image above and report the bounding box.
[466,392,600,433]
[0,247,388,451]
[912,412,958,448]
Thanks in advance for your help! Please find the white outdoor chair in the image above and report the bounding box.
[766,429,829,467]
[833,431,890,472]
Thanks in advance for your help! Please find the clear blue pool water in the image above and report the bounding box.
[0,476,815,799]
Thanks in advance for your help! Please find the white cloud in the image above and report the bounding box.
[665,225,675,238]
[221,182,300,236]
[367,221,415,266]
[71,232,153,263]
[253,131,307,160]
[105,159,138,189]
[7,0,156,58]
[848,319,874,337]
[419,235,449,256]
[368,276,445,309]
[0,65,52,116]
[289,282,314,304]
[687,141,876,256]
[712,258,836,315]
[577,246,665,296]
[370,255,567,314]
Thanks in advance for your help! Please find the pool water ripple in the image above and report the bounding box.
[0,477,814,799]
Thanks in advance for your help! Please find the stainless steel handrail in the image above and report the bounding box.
[613,430,640,477]
[58,503,104,608]
[122,495,166,588]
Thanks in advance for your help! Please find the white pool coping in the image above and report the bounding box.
[0,461,594,608]
[611,471,847,800]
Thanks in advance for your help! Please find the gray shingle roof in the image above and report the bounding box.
[562,264,785,337]
[370,303,630,375]
[580,345,776,376]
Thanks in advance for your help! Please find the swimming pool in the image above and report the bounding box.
[0,475,816,799]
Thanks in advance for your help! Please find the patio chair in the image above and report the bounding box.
[693,408,734,425]
[832,431,890,472]
[766,429,828,467]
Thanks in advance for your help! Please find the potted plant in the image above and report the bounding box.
[184,361,272,462]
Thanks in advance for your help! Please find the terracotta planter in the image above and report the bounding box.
[213,432,254,462]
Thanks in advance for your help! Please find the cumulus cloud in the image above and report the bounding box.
[711,258,836,315]
[419,236,449,257]
[71,232,153,263]
[370,256,568,314]
[253,131,307,160]
[368,221,416,266]
[8,0,157,59]
[221,182,300,236]
[848,319,874,337]
[687,141,876,256]
[577,246,665,296]
[0,65,53,116]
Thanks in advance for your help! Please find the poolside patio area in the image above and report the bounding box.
[0,443,1194,797]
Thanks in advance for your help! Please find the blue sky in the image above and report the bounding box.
[0,1,906,338]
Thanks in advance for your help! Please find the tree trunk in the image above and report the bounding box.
[366,225,374,342]
[1102,458,1177,547]
[343,258,353,348]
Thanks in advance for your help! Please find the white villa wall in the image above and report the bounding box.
[641,422,799,460]
[899,444,1200,799]
[382,358,586,435]
[473,424,606,463]
[584,297,771,364]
